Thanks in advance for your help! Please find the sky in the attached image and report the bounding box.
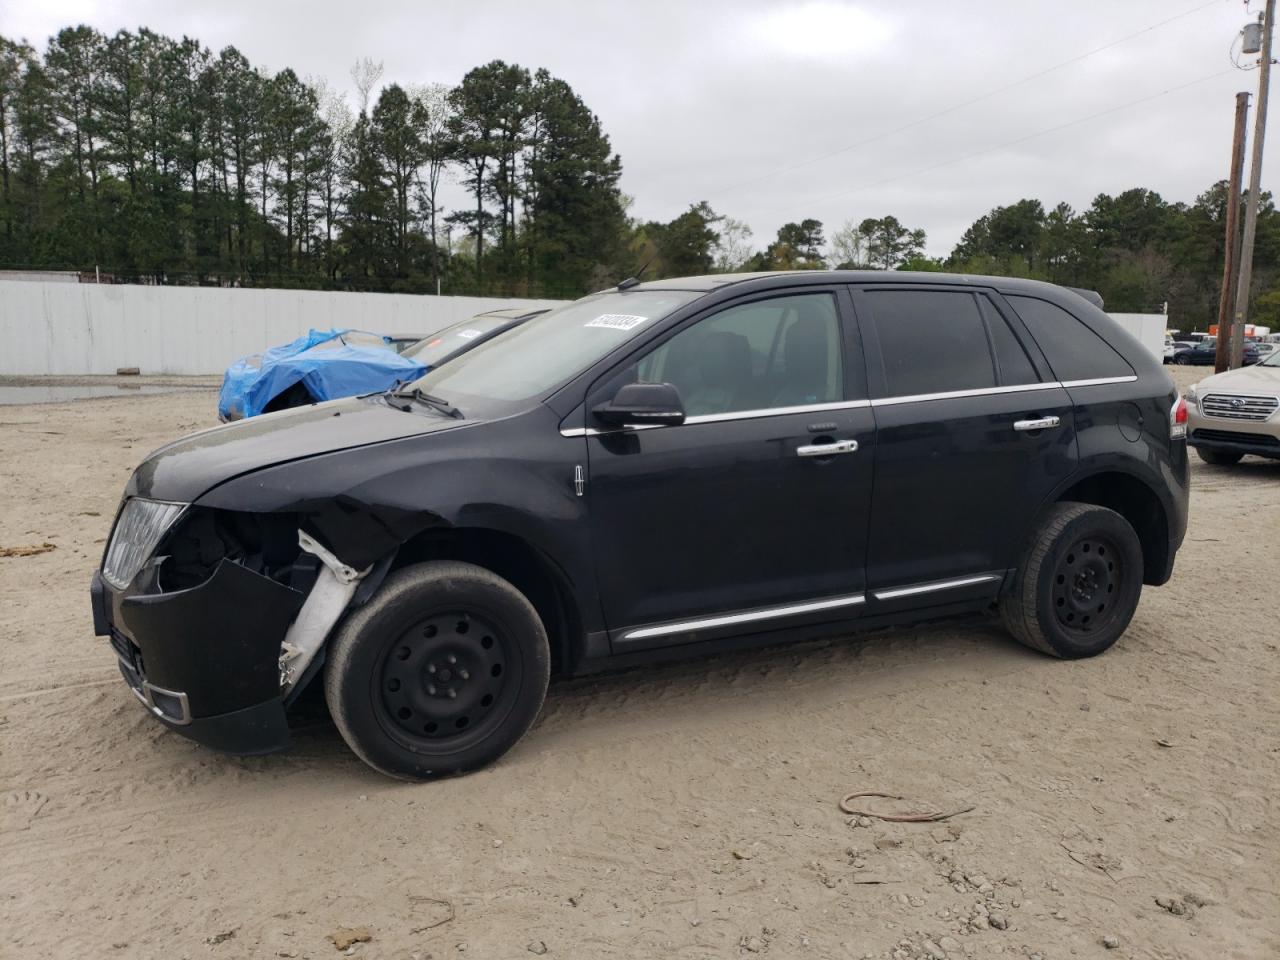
[1,0,1273,258]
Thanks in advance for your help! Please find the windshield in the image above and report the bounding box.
[400,313,525,366]
[1260,348,1280,368]
[405,289,702,413]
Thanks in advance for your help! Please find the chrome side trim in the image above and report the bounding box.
[1060,375,1138,388]
[621,592,866,642]
[868,381,1061,407]
[873,574,1001,601]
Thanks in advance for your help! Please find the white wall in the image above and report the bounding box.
[1108,313,1167,362]
[0,282,567,375]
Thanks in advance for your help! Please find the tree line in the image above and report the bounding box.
[0,28,627,297]
[2,25,1278,328]
[648,187,1280,329]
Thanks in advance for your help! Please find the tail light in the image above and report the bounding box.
[1170,396,1188,440]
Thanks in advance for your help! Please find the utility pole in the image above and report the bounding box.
[1215,92,1250,374]
[1232,0,1275,368]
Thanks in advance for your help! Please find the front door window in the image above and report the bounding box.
[632,293,843,417]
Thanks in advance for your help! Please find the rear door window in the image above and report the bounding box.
[1006,296,1134,381]
[866,290,996,397]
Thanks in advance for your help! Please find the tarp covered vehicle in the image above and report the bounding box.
[218,329,421,422]
[217,310,546,421]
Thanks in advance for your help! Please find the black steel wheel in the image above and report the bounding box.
[325,561,550,780]
[1048,533,1124,638]
[1000,502,1143,659]
[374,610,514,750]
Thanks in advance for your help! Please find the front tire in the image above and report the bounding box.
[1174,354,1190,365]
[1196,447,1243,466]
[1000,502,1143,659]
[325,561,550,780]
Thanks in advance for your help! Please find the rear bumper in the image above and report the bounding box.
[92,560,304,756]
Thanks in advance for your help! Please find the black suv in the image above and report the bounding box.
[90,272,1190,780]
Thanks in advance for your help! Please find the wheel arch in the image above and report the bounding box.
[389,526,585,676]
[1040,466,1171,585]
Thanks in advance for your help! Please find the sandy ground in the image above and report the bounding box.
[1,368,1277,960]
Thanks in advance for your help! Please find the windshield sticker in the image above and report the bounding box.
[455,329,482,340]
[586,313,649,332]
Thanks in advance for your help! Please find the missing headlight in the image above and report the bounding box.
[156,507,308,592]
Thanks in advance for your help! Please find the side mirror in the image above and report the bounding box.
[593,382,686,427]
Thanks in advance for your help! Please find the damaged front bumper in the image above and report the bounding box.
[92,556,306,755]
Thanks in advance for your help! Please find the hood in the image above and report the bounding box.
[127,395,475,502]
[1191,364,1280,396]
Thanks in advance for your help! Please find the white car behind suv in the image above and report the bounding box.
[1186,350,1280,464]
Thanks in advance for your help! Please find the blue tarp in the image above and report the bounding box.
[218,329,428,420]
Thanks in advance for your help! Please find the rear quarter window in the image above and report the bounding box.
[1006,295,1134,382]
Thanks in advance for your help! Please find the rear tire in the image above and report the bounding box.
[1174,355,1190,365]
[1196,447,1243,466]
[325,561,550,781]
[1000,502,1143,659]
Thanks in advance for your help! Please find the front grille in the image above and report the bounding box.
[1192,428,1280,448]
[1201,393,1279,422]
[109,628,145,678]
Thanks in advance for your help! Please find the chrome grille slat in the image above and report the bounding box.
[1201,393,1278,422]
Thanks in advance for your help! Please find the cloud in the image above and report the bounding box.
[734,2,896,62]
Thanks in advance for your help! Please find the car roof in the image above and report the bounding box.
[625,270,1104,307]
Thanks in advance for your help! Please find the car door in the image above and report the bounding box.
[583,287,875,651]
[854,285,1077,609]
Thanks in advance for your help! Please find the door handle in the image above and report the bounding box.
[796,439,859,457]
[1013,416,1061,432]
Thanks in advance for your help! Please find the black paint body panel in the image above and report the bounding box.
[90,270,1192,757]
[119,559,304,717]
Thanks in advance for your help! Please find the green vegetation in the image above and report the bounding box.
[1,26,1277,326]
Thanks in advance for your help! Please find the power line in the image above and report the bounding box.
[705,0,1222,201]
[742,67,1235,221]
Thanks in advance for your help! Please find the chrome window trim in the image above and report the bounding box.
[560,423,664,438]
[1059,375,1138,388]
[560,399,872,437]
[873,573,1002,601]
[560,376,1139,437]
[868,381,1060,407]
[621,592,866,642]
[686,399,872,424]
